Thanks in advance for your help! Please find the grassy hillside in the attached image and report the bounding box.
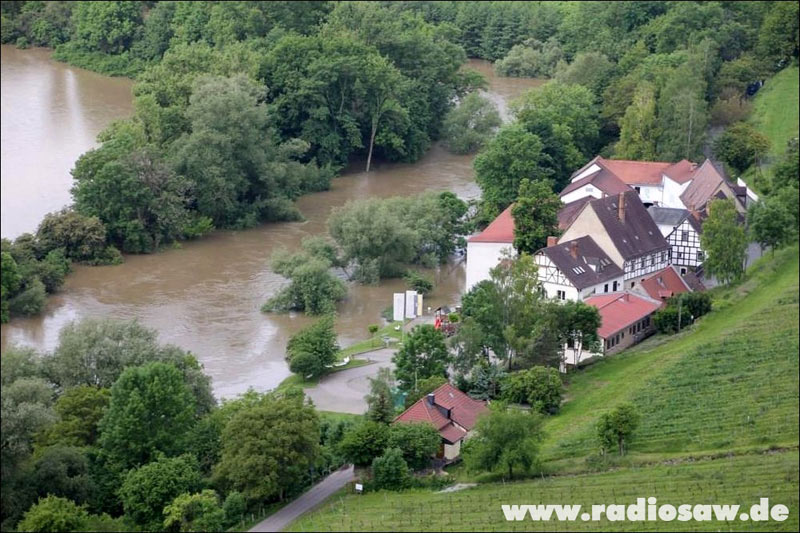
[750,65,800,158]
[290,247,799,531]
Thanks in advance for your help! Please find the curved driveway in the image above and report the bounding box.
[304,348,396,414]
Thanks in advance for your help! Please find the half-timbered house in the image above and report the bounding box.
[648,206,704,274]
[558,191,671,288]
[534,236,624,301]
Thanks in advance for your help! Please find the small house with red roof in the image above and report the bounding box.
[465,204,515,291]
[634,266,693,308]
[564,291,662,367]
[393,383,488,461]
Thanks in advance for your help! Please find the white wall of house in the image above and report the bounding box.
[561,184,604,204]
[635,184,662,205]
[572,163,602,181]
[443,440,462,461]
[668,219,703,271]
[562,339,602,369]
[465,242,515,292]
[662,177,691,209]
[535,253,623,301]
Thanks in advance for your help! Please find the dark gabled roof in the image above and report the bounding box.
[647,206,690,228]
[560,168,632,198]
[558,197,591,230]
[590,191,669,260]
[639,266,692,307]
[682,270,706,292]
[539,236,623,290]
[394,383,488,444]
[680,159,727,210]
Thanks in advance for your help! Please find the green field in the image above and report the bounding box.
[290,246,800,531]
[291,452,799,532]
[750,65,800,158]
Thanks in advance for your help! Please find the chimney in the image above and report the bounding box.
[569,240,578,259]
[426,393,435,406]
[547,236,558,247]
[618,192,626,222]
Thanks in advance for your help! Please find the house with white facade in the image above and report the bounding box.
[648,206,704,274]
[534,236,624,301]
[559,191,671,288]
[465,204,515,292]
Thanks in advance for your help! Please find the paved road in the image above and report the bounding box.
[305,347,396,414]
[249,465,355,532]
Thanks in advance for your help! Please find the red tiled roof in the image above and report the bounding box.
[468,205,515,243]
[585,291,662,338]
[639,266,691,307]
[394,383,488,443]
[663,159,697,184]
[599,158,673,185]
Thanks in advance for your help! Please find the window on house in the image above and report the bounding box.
[681,230,689,242]
[604,283,609,293]
[681,267,687,275]
[644,316,650,327]
[630,281,636,288]
[697,251,704,261]
[567,338,575,348]
[557,290,566,301]
[616,334,620,344]
[650,255,655,265]
[613,281,618,291]
[634,186,641,193]
[677,251,683,259]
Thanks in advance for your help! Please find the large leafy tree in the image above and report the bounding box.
[474,124,553,222]
[596,403,640,456]
[386,422,441,470]
[442,92,502,155]
[285,314,340,378]
[338,420,389,467]
[98,362,197,472]
[118,454,203,530]
[263,250,347,315]
[748,195,796,254]
[36,385,110,448]
[163,490,226,533]
[15,496,89,533]
[700,198,748,284]
[615,81,659,160]
[214,393,320,501]
[72,1,142,53]
[511,179,561,254]
[463,406,544,479]
[365,368,396,424]
[713,122,771,175]
[392,325,450,394]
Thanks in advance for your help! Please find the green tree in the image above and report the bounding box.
[387,422,441,470]
[36,385,110,448]
[29,446,94,508]
[473,124,553,221]
[362,53,406,173]
[403,271,434,295]
[16,495,88,533]
[222,491,246,527]
[772,139,799,191]
[285,314,340,378]
[35,209,113,264]
[0,345,41,386]
[756,2,799,67]
[371,447,410,490]
[494,38,564,78]
[713,122,771,175]
[0,251,21,323]
[338,420,389,467]
[615,81,659,160]
[163,490,225,533]
[501,366,563,414]
[1,378,56,483]
[550,299,601,367]
[441,92,501,155]
[463,406,543,479]
[511,179,561,254]
[700,198,748,284]
[264,250,347,316]
[748,195,796,254]
[98,362,197,471]
[365,368,396,424]
[596,403,640,456]
[118,454,203,530]
[214,393,320,501]
[72,1,142,53]
[554,51,615,97]
[392,325,450,394]
[403,375,448,409]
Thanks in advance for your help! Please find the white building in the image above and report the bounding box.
[534,236,624,301]
[465,205,516,292]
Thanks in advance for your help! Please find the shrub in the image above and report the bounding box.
[404,271,434,295]
[338,421,389,467]
[441,92,502,155]
[35,209,110,263]
[372,447,410,490]
[222,491,246,527]
[285,314,339,378]
[596,403,640,456]
[501,366,563,414]
[8,278,47,317]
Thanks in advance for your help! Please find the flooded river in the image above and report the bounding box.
[0,48,542,398]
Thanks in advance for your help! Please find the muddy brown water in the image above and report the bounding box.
[0,50,542,398]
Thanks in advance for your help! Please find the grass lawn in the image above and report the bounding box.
[291,451,799,532]
[287,245,800,531]
[750,65,799,159]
